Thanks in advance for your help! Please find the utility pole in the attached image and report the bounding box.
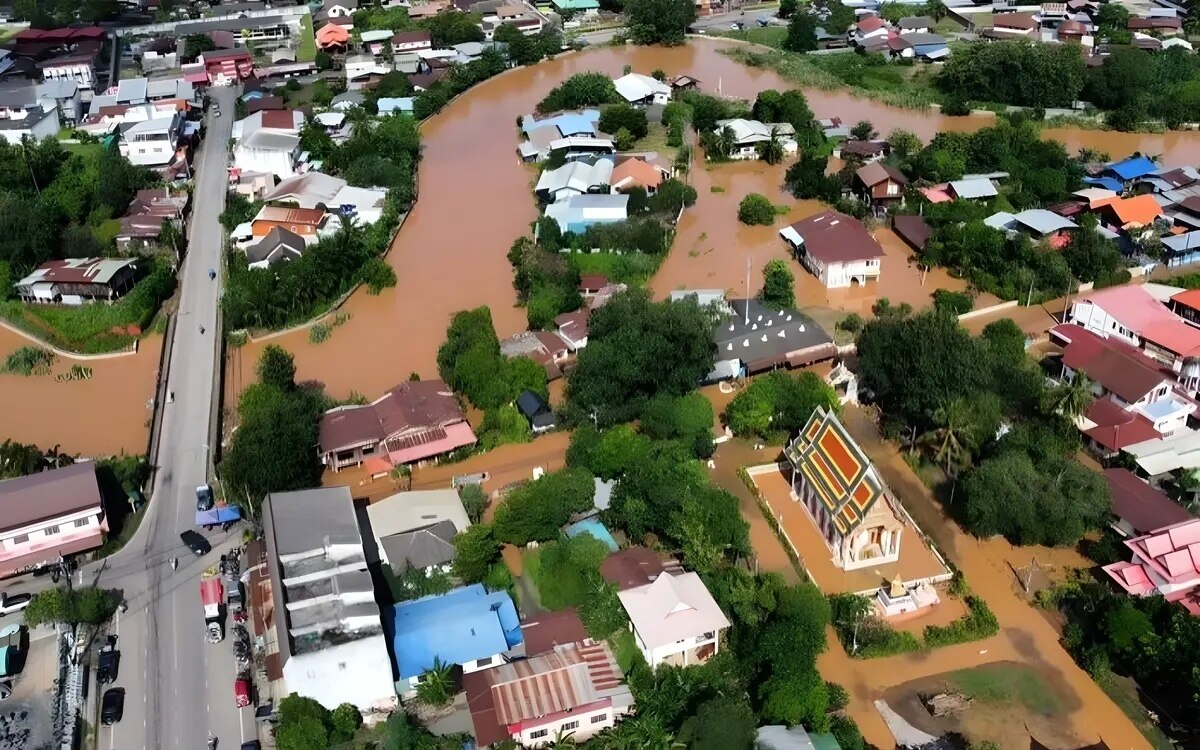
[744,255,751,324]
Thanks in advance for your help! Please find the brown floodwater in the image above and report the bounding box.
[0,327,163,456]
[233,38,1200,400]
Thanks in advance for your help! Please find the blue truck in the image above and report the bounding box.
[195,485,241,529]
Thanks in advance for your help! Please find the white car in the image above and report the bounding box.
[0,593,31,616]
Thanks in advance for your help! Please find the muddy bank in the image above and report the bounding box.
[231,38,1200,400]
[0,327,162,456]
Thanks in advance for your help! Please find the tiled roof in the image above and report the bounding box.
[1076,285,1200,357]
[785,407,886,535]
[1055,323,1167,403]
[1096,193,1164,226]
[1104,469,1193,534]
[1083,396,1161,452]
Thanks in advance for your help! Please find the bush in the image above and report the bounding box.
[1,347,54,376]
[527,533,609,610]
[738,193,777,226]
[932,288,973,316]
[598,103,649,141]
[358,256,397,294]
[836,313,864,334]
[492,467,595,545]
[922,596,999,647]
[536,72,620,113]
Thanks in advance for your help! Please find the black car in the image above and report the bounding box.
[180,530,211,556]
[196,485,214,512]
[101,688,125,725]
[97,647,120,685]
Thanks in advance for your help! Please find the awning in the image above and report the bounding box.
[386,421,477,465]
[196,506,242,525]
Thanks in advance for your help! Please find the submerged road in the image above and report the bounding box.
[96,83,254,750]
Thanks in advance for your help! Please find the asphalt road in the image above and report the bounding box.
[92,83,254,750]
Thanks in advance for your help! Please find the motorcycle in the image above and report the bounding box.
[208,734,218,750]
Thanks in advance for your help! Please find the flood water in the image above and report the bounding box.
[0,327,163,456]
[222,38,1200,400]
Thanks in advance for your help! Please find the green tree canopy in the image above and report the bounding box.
[723,371,839,442]
[626,0,696,45]
[598,103,649,141]
[453,524,502,583]
[256,344,297,390]
[492,467,595,545]
[937,40,1086,108]
[761,258,795,309]
[737,193,777,226]
[536,73,621,114]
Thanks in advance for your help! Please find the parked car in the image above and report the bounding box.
[0,593,31,617]
[196,485,214,512]
[180,530,211,556]
[101,688,125,725]
[234,678,251,708]
[97,639,120,685]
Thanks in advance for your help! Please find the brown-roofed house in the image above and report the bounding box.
[250,206,329,238]
[1128,16,1182,33]
[521,609,588,655]
[1104,469,1193,536]
[600,547,670,590]
[611,157,668,193]
[392,30,433,54]
[246,96,285,114]
[892,214,932,252]
[838,139,887,161]
[993,11,1038,32]
[779,210,886,288]
[1057,19,1088,41]
[319,379,477,471]
[0,462,108,576]
[854,161,909,210]
[14,257,140,303]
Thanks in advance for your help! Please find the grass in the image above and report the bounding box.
[945,663,1061,716]
[721,47,943,110]
[297,14,317,63]
[717,26,788,48]
[98,507,145,558]
[611,628,640,673]
[61,141,103,158]
[1095,672,1176,750]
[568,251,663,287]
[634,122,676,160]
[282,83,317,107]
[1,346,55,376]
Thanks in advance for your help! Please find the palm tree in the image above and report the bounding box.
[414,658,455,707]
[1045,370,1096,421]
[918,399,976,476]
[757,126,786,166]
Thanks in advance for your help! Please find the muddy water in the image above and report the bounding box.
[0,327,163,456]
[232,38,1200,400]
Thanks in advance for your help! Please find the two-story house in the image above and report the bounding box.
[365,489,470,579]
[617,571,730,668]
[1051,323,1197,455]
[713,118,797,160]
[392,30,434,55]
[779,210,885,289]
[1105,519,1200,615]
[854,161,909,213]
[119,110,186,169]
[0,462,108,578]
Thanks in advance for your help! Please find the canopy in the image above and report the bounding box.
[196,506,241,525]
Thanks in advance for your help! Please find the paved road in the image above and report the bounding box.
[92,83,254,750]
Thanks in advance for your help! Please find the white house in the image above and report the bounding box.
[344,53,391,85]
[544,193,628,234]
[617,572,730,669]
[119,111,185,167]
[391,30,433,54]
[714,118,797,160]
[612,73,672,106]
[0,462,109,578]
[233,130,301,180]
[779,210,885,289]
[0,105,59,144]
[534,159,614,203]
[40,54,97,91]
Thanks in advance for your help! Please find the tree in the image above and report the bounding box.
[416,659,456,706]
[480,404,532,449]
[1044,370,1095,421]
[639,393,715,458]
[598,103,649,141]
[459,483,488,524]
[918,398,982,475]
[761,259,795,309]
[492,467,595,545]
[887,128,923,161]
[784,11,819,52]
[737,193,777,225]
[937,40,1086,108]
[849,120,878,141]
[626,0,696,45]
[1063,215,1128,285]
[530,533,610,609]
[757,126,788,165]
[426,10,486,46]
[329,703,362,744]
[183,34,217,60]
[24,586,119,628]
[932,289,973,315]
[537,73,620,114]
[784,154,840,202]
[453,524,501,583]
[276,694,332,750]
[256,344,297,390]
[779,0,798,18]
[723,371,839,442]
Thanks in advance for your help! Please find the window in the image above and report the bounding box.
[591,714,608,724]
[529,730,548,740]
[11,535,28,546]
[475,656,492,667]
[73,518,89,529]
[44,525,60,536]
[560,721,579,732]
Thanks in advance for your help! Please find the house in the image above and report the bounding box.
[987,12,1038,35]
[1104,519,1200,615]
[535,159,614,203]
[199,49,254,85]
[610,157,669,194]
[262,172,347,209]
[819,117,850,140]
[481,14,544,38]
[947,178,998,201]
[618,571,730,668]
[517,390,556,433]
[465,640,633,747]
[984,209,1079,247]
[39,52,98,91]
[555,310,589,351]
[500,330,571,379]
[233,108,304,142]
[1062,284,1200,395]
[0,105,58,144]
[260,488,396,712]
[245,227,306,270]
[551,0,600,14]
[1102,156,1159,187]
[887,32,950,61]
[612,73,672,106]
[898,15,934,33]
[1049,323,1196,455]
[784,406,906,572]
[892,214,932,252]
[365,489,470,576]
[233,131,301,180]
[854,162,908,212]
[520,609,588,656]
[544,194,629,234]
[707,298,837,381]
[0,80,81,127]
[316,22,351,51]
[15,258,139,305]
[1129,15,1182,34]
[249,206,329,241]
[1094,193,1164,232]
[1157,231,1200,268]
[714,118,797,160]
[390,584,522,694]
[852,15,890,46]
[0,462,109,578]
[1057,19,1091,44]
[318,379,477,471]
[359,29,393,55]
[669,74,700,93]
[1171,288,1200,326]
[600,547,682,590]
[548,136,616,161]
[117,187,188,252]
[835,139,887,162]
[1103,469,1193,538]
[392,30,434,54]
[779,210,885,289]
[408,70,449,92]
[345,53,391,87]
[119,110,186,168]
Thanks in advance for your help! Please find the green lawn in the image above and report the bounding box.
[634,122,677,161]
[945,663,1061,716]
[568,252,663,287]
[610,628,640,673]
[716,26,788,48]
[297,14,317,63]
[61,141,103,158]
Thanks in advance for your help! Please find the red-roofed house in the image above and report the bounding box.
[779,210,886,288]
[852,15,890,46]
[318,380,477,471]
[1169,288,1200,327]
[1104,519,1200,615]
[1104,469,1194,537]
[1064,284,1200,394]
[1050,323,1196,453]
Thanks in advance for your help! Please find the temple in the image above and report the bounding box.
[784,407,904,571]
[1103,518,1200,615]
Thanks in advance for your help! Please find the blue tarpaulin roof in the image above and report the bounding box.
[1083,176,1125,193]
[196,506,241,525]
[389,584,521,679]
[1105,156,1157,181]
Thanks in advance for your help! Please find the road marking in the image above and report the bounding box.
[109,724,115,750]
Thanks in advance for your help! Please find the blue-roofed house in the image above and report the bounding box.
[1161,230,1200,267]
[1103,156,1158,186]
[389,584,522,694]
[544,194,628,234]
[377,97,414,116]
[1082,175,1126,193]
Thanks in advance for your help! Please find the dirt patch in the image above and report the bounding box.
[881,661,1083,749]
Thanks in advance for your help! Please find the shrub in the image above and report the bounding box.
[737,193,777,226]
[1,347,55,376]
[922,596,999,647]
[358,257,397,294]
[932,288,973,316]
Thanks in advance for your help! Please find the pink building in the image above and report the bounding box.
[0,462,108,577]
[1104,519,1200,615]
